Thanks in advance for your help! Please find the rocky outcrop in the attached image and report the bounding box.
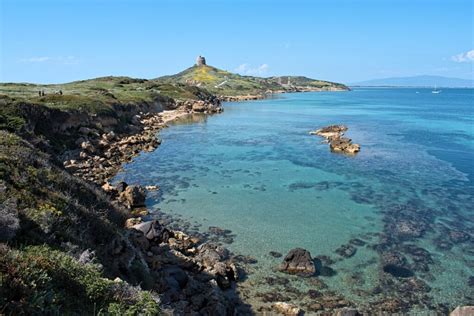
[310,125,360,155]
[219,95,266,102]
[279,248,316,276]
[273,302,303,316]
[125,218,242,313]
[63,113,163,184]
[191,100,223,113]
[119,185,146,208]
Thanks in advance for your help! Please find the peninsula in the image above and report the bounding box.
[0,58,348,314]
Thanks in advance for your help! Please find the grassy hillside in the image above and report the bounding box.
[0,65,348,114]
[0,76,216,115]
[156,65,349,96]
[0,131,159,314]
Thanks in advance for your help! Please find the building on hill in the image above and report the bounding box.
[196,55,206,66]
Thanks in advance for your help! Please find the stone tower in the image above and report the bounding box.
[196,55,206,66]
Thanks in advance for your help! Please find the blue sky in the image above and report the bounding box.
[1,0,472,84]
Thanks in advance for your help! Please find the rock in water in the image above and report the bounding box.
[273,302,302,316]
[279,248,316,276]
[310,124,361,155]
[119,185,146,208]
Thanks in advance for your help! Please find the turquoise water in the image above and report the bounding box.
[114,88,474,312]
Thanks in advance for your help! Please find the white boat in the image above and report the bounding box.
[432,85,441,94]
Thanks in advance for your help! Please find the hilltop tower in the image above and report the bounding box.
[196,55,206,66]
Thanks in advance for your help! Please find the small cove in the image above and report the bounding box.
[114,88,474,312]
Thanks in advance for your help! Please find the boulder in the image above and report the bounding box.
[195,243,238,289]
[279,248,316,276]
[80,141,96,154]
[192,101,207,113]
[119,185,146,208]
[196,243,230,267]
[273,302,302,316]
[131,220,163,241]
[125,217,142,228]
[115,181,128,193]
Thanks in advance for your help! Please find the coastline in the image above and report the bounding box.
[2,87,472,314]
[97,90,472,315]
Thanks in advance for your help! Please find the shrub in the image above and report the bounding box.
[0,245,160,315]
[0,198,20,242]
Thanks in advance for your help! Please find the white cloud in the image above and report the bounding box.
[235,63,269,76]
[19,56,79,65]
[20,56,51,63]
[451,50,474,63]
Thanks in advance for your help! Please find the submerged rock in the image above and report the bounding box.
[383,264,414,278]
[449,230,471,244]
[269,251,283,258]
[335,244,357,258]
[279,248,316,277]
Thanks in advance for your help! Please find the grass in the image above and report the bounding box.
[0,245,160,315]
[0,66,348,114]
[0,130,160,314]
[0,75,215,115]
[156,65,349,96]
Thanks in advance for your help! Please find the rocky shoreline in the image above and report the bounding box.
[63,98,471,315]
[63,101,221,185]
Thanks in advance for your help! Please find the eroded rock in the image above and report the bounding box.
[119,185,146,208]
[310,124,361,155]
[273,302,302,316]
[131,220,164,241]
[279,248,316,276]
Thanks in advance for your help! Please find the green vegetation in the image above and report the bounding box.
[0,76,215,115]
[0,130,158,314]
[156,65,349,96]
[0,95,26,132]
[0,65,348,116]
[0,245,159,315]
[0,64,348,314]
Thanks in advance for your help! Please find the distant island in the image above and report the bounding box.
[352,75,473,88]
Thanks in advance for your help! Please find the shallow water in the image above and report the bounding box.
[114,88,474,312]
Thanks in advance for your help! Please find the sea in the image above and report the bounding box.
[113,88,474,313]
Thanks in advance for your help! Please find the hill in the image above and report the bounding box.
[0,64,349,113]
[0,76,218,115]
[156,65,349,96]
[352,75,473,88]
